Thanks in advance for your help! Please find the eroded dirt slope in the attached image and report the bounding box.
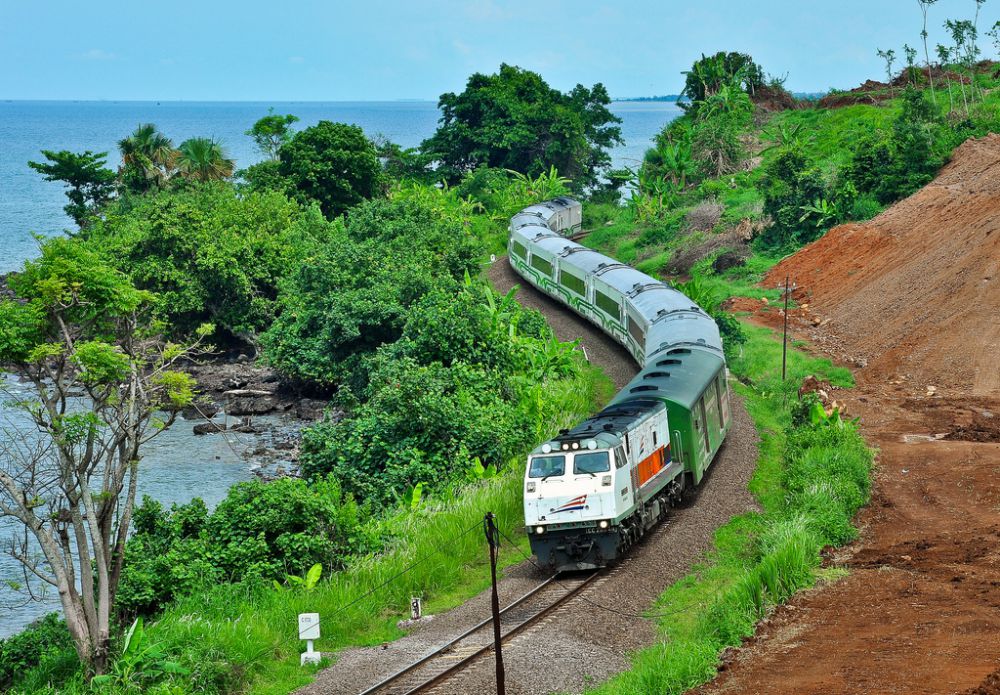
[700,136,1000,694]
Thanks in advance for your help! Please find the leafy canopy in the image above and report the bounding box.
[278,120,387,218]
[420,63,622,189]
[245,109,299,160]
[27,150,117,230]
[83,183,335,343]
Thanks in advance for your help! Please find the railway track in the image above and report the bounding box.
[357,571,600,695]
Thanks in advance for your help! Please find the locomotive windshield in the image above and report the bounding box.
[574,451,610,475]
[528,455,565,478]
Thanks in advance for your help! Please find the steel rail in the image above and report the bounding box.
[357,571,600,695]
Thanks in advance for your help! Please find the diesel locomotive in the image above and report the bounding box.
[510,198,731,571]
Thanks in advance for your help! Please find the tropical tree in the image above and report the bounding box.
[876,48,897,84]
[936,43,956,112]
[0,239,208,676]
[680,52,765,115]
[420,64,622,189]
[117,124,175,192]
[278,120,387,218]
[173,137,235,181]
[27,150,116,229]
[917,0,940,103]
[245,109,299,160]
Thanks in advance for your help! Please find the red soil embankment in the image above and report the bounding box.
[700,135,1000,694]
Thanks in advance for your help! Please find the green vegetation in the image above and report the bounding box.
[6,71,603,691]
[420,63,623,189]
[9,13,999,685]
[27,150,116,229]
[276,121,388,218]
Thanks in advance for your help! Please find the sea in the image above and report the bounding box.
[0,99,681,636]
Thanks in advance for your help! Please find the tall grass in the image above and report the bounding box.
[587,321,872,695]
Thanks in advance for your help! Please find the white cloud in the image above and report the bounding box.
[78,48,117,61]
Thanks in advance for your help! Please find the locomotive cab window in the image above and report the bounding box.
[574,451,610,475]
[530,253,552,276]
[614,447,628,469]
[528,455,565,478]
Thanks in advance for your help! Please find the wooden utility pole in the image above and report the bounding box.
[782,275,790,382]
[484,512,506,695]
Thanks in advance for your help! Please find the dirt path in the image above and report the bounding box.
[297,259,760,695]
[698,136,1000,695]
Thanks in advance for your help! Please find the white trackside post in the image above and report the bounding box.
[299,613,321,665]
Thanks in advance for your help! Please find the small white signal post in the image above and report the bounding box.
[299,613,321,665]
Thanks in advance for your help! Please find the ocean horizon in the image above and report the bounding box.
[0,99,681,274]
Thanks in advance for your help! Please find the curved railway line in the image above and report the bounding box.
[357,572,601,695]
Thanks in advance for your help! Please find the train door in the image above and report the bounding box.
[697,399,710,455]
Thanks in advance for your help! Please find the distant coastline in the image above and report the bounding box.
[614,95,681,102]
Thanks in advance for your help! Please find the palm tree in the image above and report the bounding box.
[118,123,175,191]
[174,138,235,182]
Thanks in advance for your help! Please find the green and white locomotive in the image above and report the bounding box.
[511,198,732,571]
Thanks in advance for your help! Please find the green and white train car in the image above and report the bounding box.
[512,199,732,570]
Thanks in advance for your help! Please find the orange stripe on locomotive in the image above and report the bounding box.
[636,444,671,487]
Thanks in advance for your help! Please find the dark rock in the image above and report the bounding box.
[294,398,330,420]
[193,422,227,435]
[182,400,219,420]
[226,391,277,416]
[231,423,263,434]
[274,441,296,451]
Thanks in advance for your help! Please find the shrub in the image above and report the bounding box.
[118,477,374,616]
[262,198,483,387]
[0,614,76,689]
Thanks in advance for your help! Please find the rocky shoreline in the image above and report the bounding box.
[181,357,340,480]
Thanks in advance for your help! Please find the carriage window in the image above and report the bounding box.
[511,240,527,259]
[595,290,620,318]
[561,269,586,295]
[530,253,552,276]
[628,314,645,344]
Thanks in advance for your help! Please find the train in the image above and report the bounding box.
[510,197,732,571]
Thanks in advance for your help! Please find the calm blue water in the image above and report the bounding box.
[0,100,680,637]
[0,100,680,273]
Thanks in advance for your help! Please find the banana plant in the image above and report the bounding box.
[798,198,838,229]
[91,618,188,690]
[273,562,323,592]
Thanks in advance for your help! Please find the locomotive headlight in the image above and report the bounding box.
[535,526,545,535]
[587,440,598,450]
[601,475,612,486]
[526,481,536,493]
[541,443,552,454]
[598,520,610,529]
[571,442,580,450]
[562,443,569,451]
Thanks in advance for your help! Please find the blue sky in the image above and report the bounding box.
[1,1,992,101]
